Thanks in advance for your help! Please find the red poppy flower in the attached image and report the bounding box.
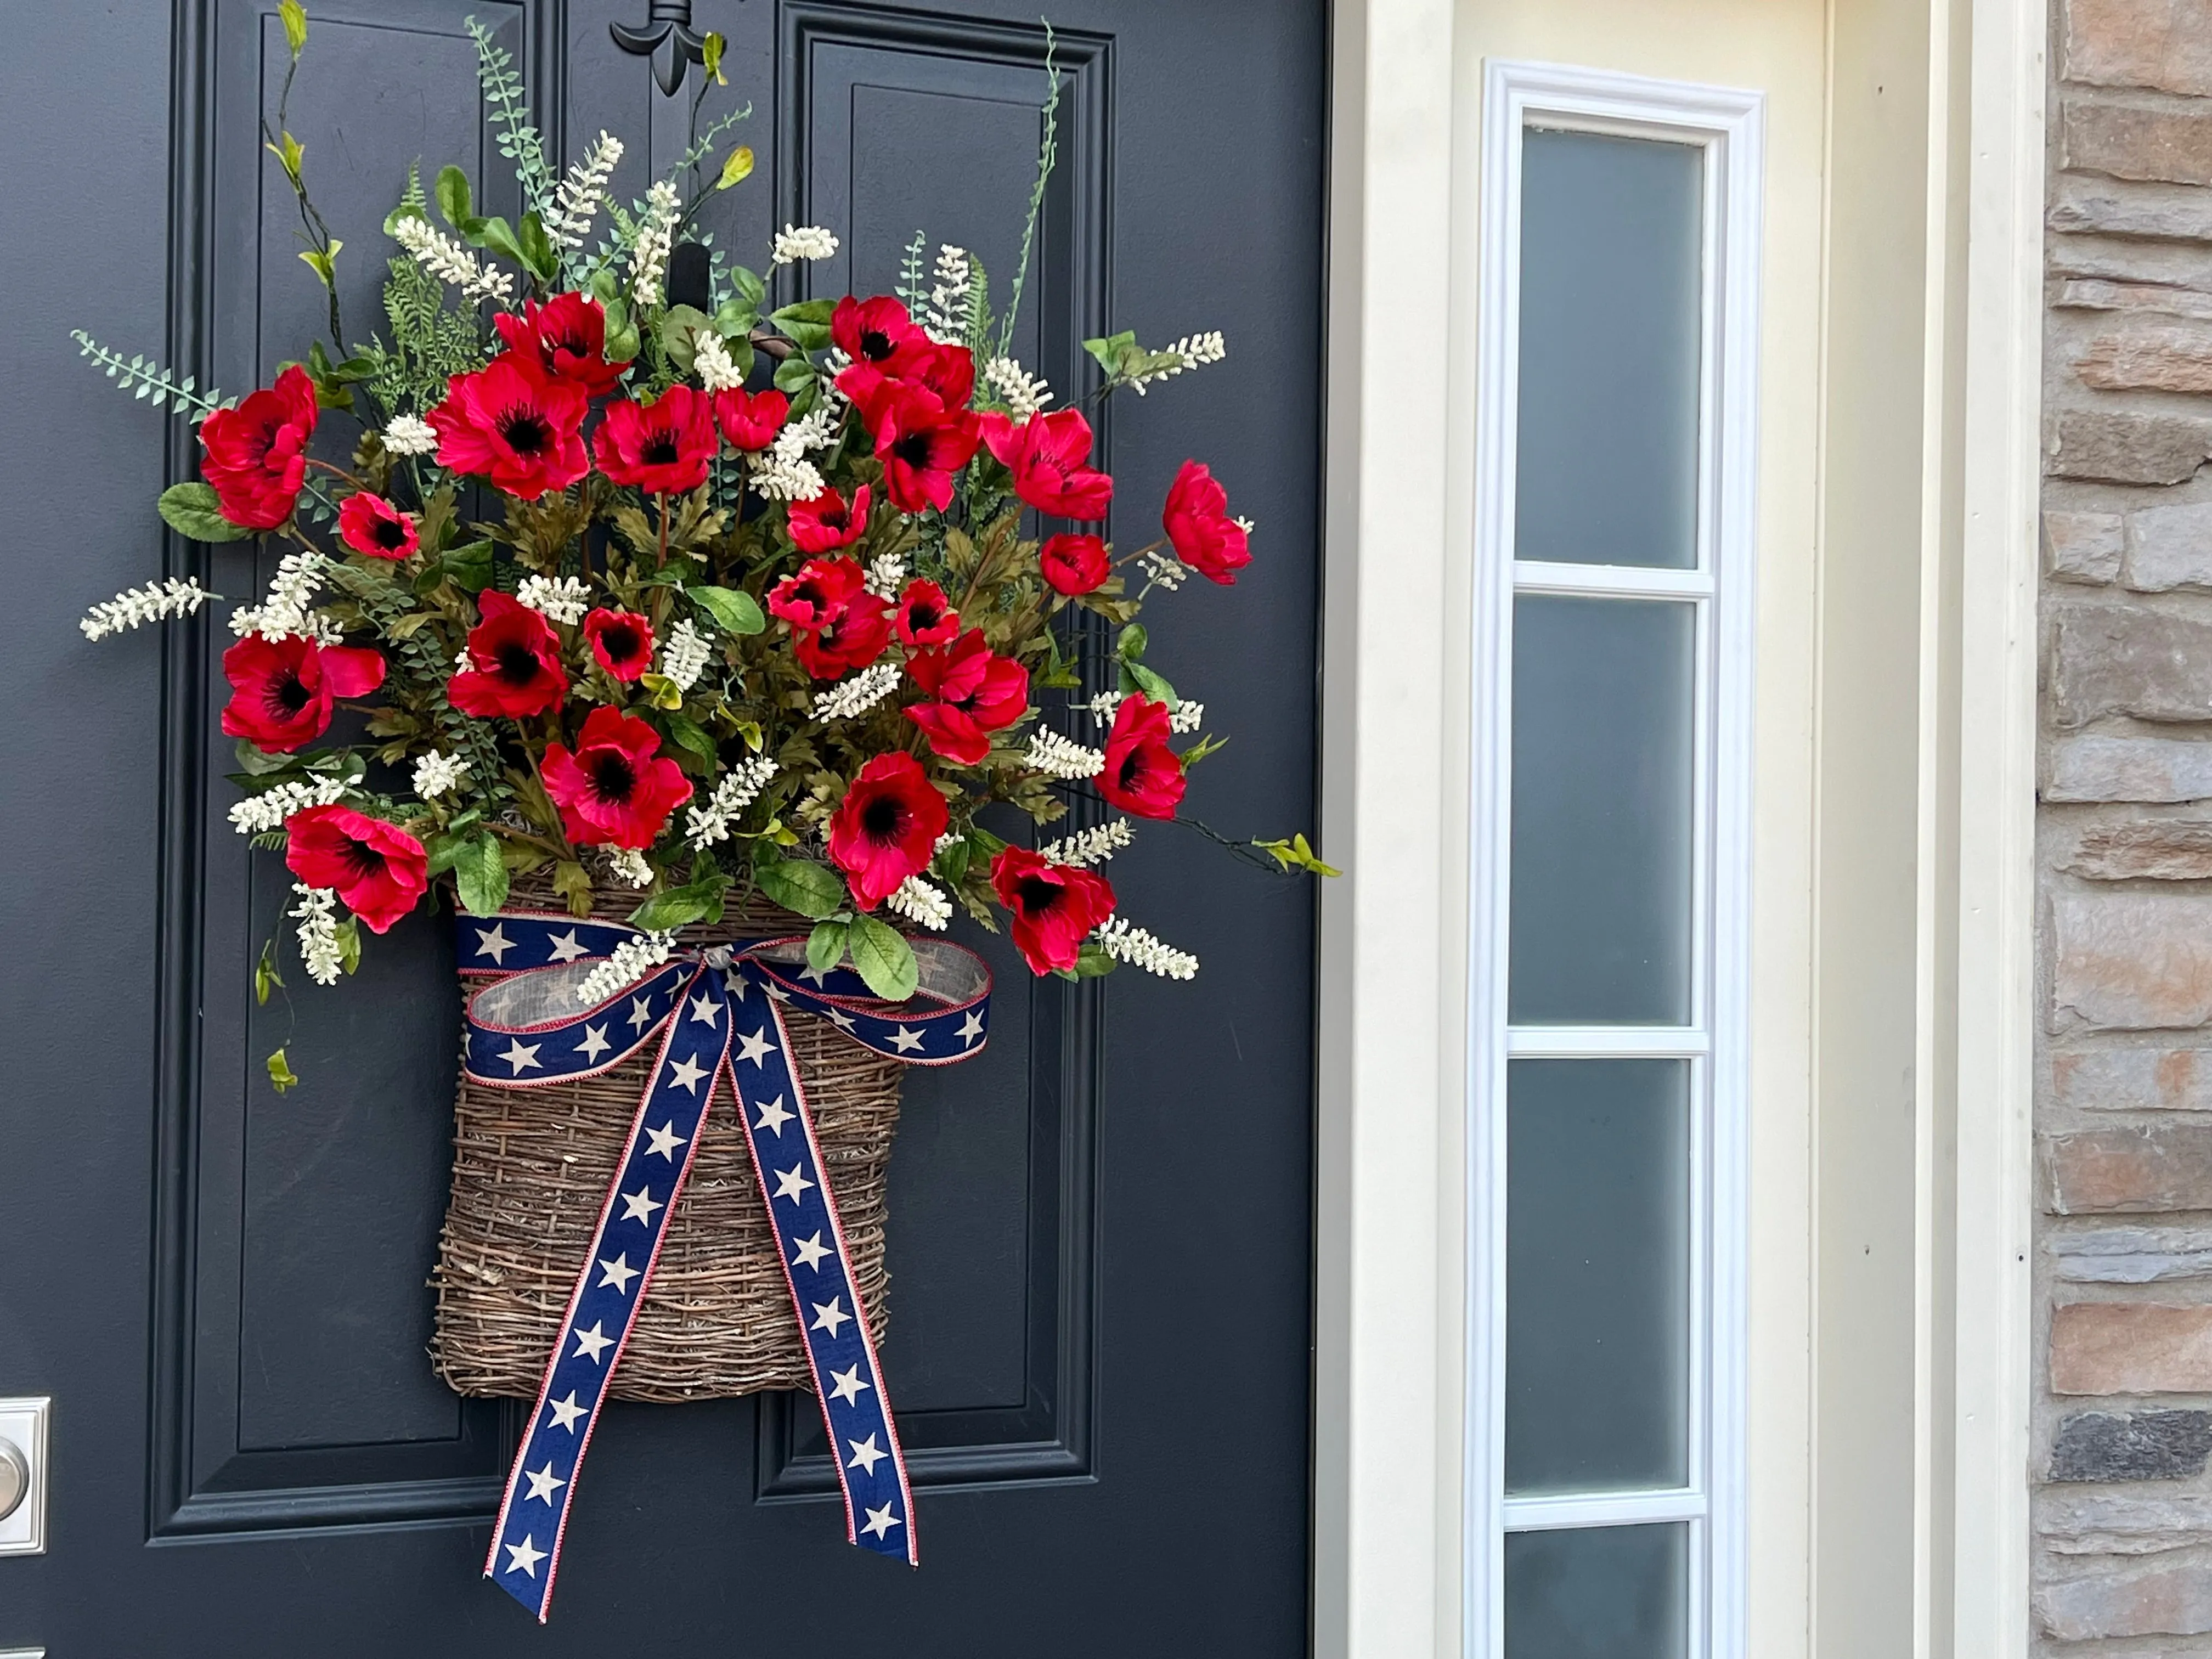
[448,589,568,718]
[788,484,870,552]
[1162,460,1251,585]
[827,752,949,909]
[337,492,419,560]
[903,629,1030,765]
[198,364,318,530]
[594,383,719,496]
[540,707,694,849]
[494,292,630,397]
[990,845,1116,977]
[1039,533,1110,596]
[1099,695,1187,820]
[582,607,656,682]
[873,383,983,514]
[429,356,590,500]
[285,804,430,934]
[220,634,386,753]
[714,385,788,451]
[893,579,961,647]
[767,557,893,679]
[981,408,1113,520]
[831,295,933,377]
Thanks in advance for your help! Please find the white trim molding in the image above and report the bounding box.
[1466,59,1764,1659]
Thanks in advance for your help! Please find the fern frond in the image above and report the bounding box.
[71,331,231,422]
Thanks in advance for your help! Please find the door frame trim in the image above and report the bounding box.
[1311,0,2045,1654]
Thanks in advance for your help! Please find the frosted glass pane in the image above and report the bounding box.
[1505,1524,1687,1659]
[1508,596,1695,1025]
[1505,1059,1690,1494]
[1515,128,1702,569]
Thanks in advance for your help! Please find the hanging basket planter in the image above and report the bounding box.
[428,885,904,1402]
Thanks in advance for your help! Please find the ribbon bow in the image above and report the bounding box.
[455,910,991,1621]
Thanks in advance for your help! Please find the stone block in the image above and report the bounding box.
[2125,499,2212,589]
[2041,1490,2212,1554]
[2058,276,2212,320]
[2037,1554,2212,1639]
[2052,1047,2212,1112]
[2066,818,2212,877]
[2052,894,2212,1029]
[2047,408,2212,485]
[2049,509,2127,583]
[2081,318,2212,393]
[2044,1126,2212,1211]
[2050,175,2212,243]
[2051,233,2212,291]
[2045,735,2212,802]
[2066,97,2212,186]
[2051,1409,2212,1479]
[2050,605,2212,725]
[2055,1226,2212,1282]
[2065,0,2212,98]
[2052,1302,2212,1393]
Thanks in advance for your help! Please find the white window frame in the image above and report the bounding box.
[1464,61,1764,1659]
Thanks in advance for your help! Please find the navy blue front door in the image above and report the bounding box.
[0,2,1323,1650]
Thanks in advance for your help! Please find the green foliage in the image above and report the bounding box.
[450,831,510,916]
[72,331,230,424]
[629,871,729,930]
[754,850,845,919]
[278,0,308,58]
[848,912,919,1002]
[688,585,764,635]
[998,24,1062,358]
[266,1047,299,1094]
[806,919,850,975]
[255,938,284,1006]
[159,482,252,543]
[895,229,928,312]
[368,167,488,417]
[465,15,553,213]
[1254,833,1342,878]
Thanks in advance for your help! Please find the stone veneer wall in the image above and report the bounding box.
[2038,0,2212,1647]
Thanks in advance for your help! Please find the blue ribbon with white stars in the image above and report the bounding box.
[454,910,991,1621]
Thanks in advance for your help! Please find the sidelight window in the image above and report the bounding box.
[1468,64,1764,1659]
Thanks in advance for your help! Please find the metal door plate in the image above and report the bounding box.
[0,1398,49,1557]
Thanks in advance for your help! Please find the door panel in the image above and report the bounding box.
[0,0,1322,1651]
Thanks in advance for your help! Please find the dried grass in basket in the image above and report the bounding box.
[430,879,904,1402]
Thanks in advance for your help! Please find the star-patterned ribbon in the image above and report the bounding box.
[454,910,991,1621]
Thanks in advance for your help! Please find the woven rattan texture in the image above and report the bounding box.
[429,885,903,1402]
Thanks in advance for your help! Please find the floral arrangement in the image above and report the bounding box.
[79,8,1331,1084]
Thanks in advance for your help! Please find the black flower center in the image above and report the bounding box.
[589,752,636,802]
[907,600,941,629]
[371,517,409,550]
[861,794,907,840]
[498,408,552,456]
[641,431,681,466]
[861,329,895,362]
[495,641,542,685]
[342,838,388,881]
[601,622,643,660]
[1015,874,1062,916]
[890,431,935,469]
[548,330,589,362]
[1116,751,1147,791]
[268,670,312,717]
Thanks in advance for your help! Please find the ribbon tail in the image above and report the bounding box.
[730,990,918,1565]
[483,963,733,1620]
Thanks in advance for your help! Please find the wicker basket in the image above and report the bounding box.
[429,883,904,1402]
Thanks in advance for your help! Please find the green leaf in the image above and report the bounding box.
[235,738,294,776]
[1254,832,1343,878]
[1120,659,1178,708]
[716,144,755,190]
[702,29,727,84]
[255,938,284,1006]
[931,834,972,885]
[663,709,719,762]
[439,538,494,593]
[435,164,473,229]
[1082,330,1138,376]
[516,211,558,281]
[382,200,430,238]
[689,585,765,635]
[451,831,509,917]
[266,130,305,183]
[754,852,845,919]
[727,264,766,311]
[266,1047,299,1093]
[771,354,816,395]
[848,912,919,1002]
[1073,940,1117,978]
[470,215,528,273]
[1116,623,1148,661]
[769,300,835,352]
[967,823,1008,860]
[658,304,714,374]
[278,0,308,58]
[159,481,253,542]
[333,914,363,974]
[806,919,850,975]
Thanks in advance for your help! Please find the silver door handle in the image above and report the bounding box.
[0,1441,24,1522]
